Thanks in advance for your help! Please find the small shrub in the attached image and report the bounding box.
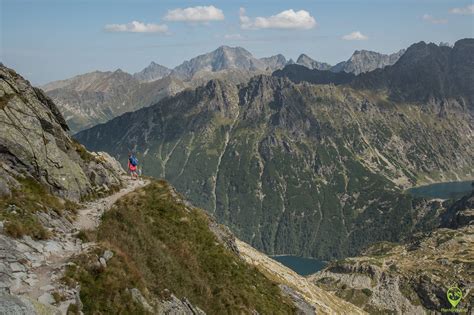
[66,303,80,315]
[75,229,97,243]
[52,291,66,304]
[362,288,372,297]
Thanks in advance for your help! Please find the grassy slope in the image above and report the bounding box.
[68,180,296,314]
[0,177,78,239]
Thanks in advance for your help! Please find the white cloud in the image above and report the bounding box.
[105,21,168,33]
[224,34,244,40]
[164,5,224,22]
[239,8,317,30]
[341,31,368,41]
[422,14,448,24]
[450,4,474,15]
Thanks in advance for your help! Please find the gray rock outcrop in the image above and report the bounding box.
[0,65,122,201]
[296,54,332,70]
[331,49,405,74]
[159,293,206,315]
[134,62,171,82]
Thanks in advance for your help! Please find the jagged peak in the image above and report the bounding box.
[296,53,313,63]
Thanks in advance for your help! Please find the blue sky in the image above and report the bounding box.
[1,0,473,85]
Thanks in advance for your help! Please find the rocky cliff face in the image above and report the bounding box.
[309,192,473,314]
[0,64,126,314]
[75,55,473,260]
[0,65,122,200]
[331,49,405,74]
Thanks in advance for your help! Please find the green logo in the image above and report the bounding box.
[447,286,462,308]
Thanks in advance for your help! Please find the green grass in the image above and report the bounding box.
[0,177,78,239]
[67,180,295,314]
[64,248,148,314]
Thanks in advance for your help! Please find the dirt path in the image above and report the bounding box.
[76,178,147,231]
[6,177,148,314]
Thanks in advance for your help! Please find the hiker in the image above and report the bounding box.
[128,153,139,180]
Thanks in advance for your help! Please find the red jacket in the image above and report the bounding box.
[128,159,137,171]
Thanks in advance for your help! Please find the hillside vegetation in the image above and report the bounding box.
[66,180,296,314]
[76,76,472,259]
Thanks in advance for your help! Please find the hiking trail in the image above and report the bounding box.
[2,177,148,314]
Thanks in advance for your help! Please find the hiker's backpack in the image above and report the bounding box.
[129,156,138,166]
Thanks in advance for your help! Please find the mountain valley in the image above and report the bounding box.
[1,64,369,314]
[76,39,474,260]
[1,18,473,313]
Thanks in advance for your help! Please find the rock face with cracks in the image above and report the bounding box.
[0,65,123,201]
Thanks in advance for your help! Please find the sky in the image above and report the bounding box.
[1,0,473,85]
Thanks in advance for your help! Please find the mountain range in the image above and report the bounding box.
[43,46,405,133]
[75,39,474,260]
[354,39,474,109]
[0,63,365,314]
[2,37,473,314]
[331,49,406,75]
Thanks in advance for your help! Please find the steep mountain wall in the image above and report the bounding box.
[0,65,122,200]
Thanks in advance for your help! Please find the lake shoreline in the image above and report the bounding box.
[270,255,328,276]
[406,180,474,200]
[409,178,474,190]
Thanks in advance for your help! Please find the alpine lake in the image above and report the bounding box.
[407,180,473,200]
[270,180,473,276]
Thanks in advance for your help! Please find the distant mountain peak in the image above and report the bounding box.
[295,53,332,71]
[133,62,171,82]
[170,45,273,81]
[331,49,406,75]
[353,38,474,107]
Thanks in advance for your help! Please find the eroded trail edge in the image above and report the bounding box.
[0,177,149,314]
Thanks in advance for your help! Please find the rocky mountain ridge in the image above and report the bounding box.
[331,49,406,75]
[296,54,332,71]
[354,38,474,111]
[43,45,407,133]
[133,61,171,82]
[42,69,186,133]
